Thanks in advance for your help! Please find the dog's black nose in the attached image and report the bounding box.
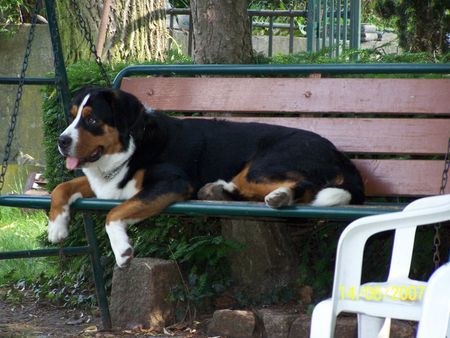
[58,135,72,150]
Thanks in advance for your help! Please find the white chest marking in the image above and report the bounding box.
[82,138,139,200]
[83,167,139,200]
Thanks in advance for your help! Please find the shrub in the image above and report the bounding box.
[373,0,450,54]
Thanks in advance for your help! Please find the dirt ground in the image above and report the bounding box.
[0,290,206,338]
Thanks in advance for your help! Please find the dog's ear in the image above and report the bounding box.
[101,89,149,142]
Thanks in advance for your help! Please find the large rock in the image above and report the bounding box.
[221,219,298,298]
[289,314,356,338]
[207,309,261,338]
[257,308,299,338]
[289,314,416,338]
[109,258,180,331]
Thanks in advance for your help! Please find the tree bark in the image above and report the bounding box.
[191,0,253,64]
[55,0,168,64]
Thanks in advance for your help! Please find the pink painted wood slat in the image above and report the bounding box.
[354,160,443,196]
[121,77,450,115]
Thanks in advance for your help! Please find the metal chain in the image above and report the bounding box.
[0,0,41,193]
[69,0,111,87]
[439,138,450,195]
[47,0,70,184]
[433,138,450,269]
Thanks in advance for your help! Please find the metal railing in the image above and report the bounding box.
[166,2,361,58]
[307,0,360,56]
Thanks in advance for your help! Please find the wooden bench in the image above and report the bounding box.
[117,64,450,200]
[1,64,449,329]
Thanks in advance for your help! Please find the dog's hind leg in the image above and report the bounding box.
[264,187,294,208]
[197,180,238,201]
[229,164,301,208]
[265,180,319,208]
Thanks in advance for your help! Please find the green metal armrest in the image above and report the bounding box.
[0,195,401,220]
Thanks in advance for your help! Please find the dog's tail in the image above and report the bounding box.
[311,154,365,207]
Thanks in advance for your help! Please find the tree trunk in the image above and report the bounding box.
[55,0,168,64]
[191,0,253,64]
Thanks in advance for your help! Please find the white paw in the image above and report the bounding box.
[106,220,133,268]
[115,247,134,268]
[47,208,70,243]
[265,187,294,209]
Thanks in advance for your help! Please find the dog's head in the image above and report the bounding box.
[58,88,147,170]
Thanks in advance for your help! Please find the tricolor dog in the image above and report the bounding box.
[48,87,364,267]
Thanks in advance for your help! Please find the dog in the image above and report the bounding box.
[48,87,364,267]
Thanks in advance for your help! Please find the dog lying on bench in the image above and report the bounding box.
[48,87,364,267]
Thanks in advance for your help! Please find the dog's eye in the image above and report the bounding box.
[86,116,98,127]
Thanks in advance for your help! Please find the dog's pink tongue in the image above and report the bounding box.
[65,157,79,171]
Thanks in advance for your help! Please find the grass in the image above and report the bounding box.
[0,206,57,285]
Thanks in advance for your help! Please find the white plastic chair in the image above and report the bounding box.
[416,262,450,338]
[310,194,450,338]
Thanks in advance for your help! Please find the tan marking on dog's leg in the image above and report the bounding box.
[133,170,145,191]
[231,164,296,201]
[48,176,94,243]
[105,193,185,268]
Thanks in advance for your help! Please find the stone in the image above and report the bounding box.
[288,314,311,338]
[109,258,180,331]
[289,315,416,338]
[391,320,416,338]
[289,314,356,338]
[221,219,299,299]
[257,308,298,338]
[207,309,260,338]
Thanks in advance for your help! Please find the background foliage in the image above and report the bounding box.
[372,0,449,53]
[0,0,32,34]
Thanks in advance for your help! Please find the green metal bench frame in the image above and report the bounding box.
[1,63,450,330]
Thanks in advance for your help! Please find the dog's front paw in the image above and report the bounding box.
[116,247,134,268]
[48,207,70,243]
[106,220,134,268]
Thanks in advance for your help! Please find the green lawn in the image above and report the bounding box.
[0,206,57,284]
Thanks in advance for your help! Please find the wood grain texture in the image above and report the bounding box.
[353,160,443,196]
[177,117,450,155]
[121,77,450,114]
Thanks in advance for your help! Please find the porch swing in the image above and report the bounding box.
[0,0,449,334]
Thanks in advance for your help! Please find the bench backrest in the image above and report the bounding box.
[120,76,450,198]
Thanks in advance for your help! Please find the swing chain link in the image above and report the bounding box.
[46,0,71,184]
[433,137,450,269]
[0,0,41,194]
[69,0,111,87]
